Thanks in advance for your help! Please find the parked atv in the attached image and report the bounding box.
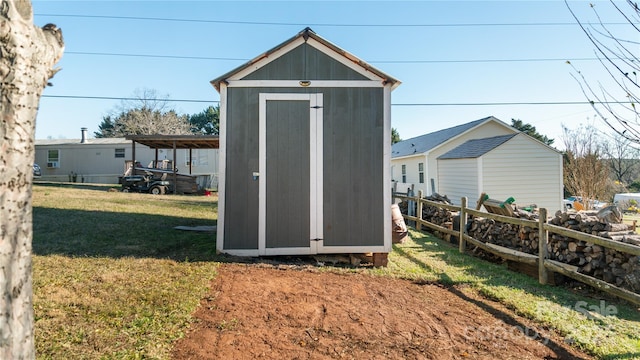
[120,173,171,195]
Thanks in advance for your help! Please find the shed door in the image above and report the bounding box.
[258,93,323,255]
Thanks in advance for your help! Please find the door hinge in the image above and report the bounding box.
[311,238,323,242]
[311,105,323,109]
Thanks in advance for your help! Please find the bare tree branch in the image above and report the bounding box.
[562,125,609,209]
[565,0,640,144]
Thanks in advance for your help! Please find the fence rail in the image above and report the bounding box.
[393,192,640,306]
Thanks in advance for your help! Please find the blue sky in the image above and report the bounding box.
[32,1,629,148]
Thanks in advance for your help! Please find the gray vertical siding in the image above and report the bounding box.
[242,44,369,81]
[323,88,384,247]
[266,100,311,248]
[223,87,384,250]
[223,89,259,250]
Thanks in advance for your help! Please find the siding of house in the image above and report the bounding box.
[426,121,515,195]
[391,120,516,196]
[35,140,219,187]
[481,135,563,212]
[391,154,427,194]
[437,134,563,212]
[437,158,479,204]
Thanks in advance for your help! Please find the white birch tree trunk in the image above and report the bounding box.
[0,0,64,358]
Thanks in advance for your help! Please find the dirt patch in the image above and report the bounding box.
[172,263,592,360]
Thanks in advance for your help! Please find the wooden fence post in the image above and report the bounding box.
[417,190,423,230]
[538,208,549,284]
[459,197,467,253]
[407,186,415,227]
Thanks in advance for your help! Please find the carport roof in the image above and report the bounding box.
[124,135,219,149]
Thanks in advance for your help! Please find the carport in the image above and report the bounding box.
[125,135,219,194]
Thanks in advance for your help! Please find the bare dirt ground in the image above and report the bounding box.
[172,263,593,360]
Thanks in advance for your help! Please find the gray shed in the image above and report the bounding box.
[211,28,400,259]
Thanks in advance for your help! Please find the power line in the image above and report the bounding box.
[67,51,247,61]
[65,51,604,64]
[393,101,626,106]
[41,94,629,106]
[42,95,218,103]
[34,13,634,27]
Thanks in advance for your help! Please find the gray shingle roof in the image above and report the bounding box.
[437,134,517,159]
[391,116,499,158]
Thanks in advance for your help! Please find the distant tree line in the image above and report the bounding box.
[94,88,219,138]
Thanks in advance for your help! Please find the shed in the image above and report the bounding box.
[211,27,400,259]
[437,133,564,212]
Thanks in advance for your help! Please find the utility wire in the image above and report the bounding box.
[41,95,630,106]
[34,13,634,27]
[65,51,605,64]
[42,95,218,103]
[67,51,248,61]
[394,101,628,106]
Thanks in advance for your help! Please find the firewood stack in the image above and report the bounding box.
[467,208,540,255]
[397,195,640,292]
[397,193,456,229]
[421,193,455,228]
[548,209,640,292]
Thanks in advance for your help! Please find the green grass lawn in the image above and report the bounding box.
[32,183,220,358]
[623,212,640,234]
[32,183,640,359]
[373,231,640,359]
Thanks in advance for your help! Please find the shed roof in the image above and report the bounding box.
[210,27,401,92]
[437,134,517,160]
[124,135,219,149]
[391,116,509,158]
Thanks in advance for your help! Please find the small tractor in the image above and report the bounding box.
[120,172,171,195]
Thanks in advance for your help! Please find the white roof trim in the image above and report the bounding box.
[226,80,384,88]
[226,36,385,83]
[391,153,428,161]
[306,37,384,81]
[228,37,306,81]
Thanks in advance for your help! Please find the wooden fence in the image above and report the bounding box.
[394,192,640,306]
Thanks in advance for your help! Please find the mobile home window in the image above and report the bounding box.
[401,164,406,183]
[115,148,125,158]
[185,150,209,166]
[47,149,60,168]
[418,163,424,183]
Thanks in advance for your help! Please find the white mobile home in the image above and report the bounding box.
[35,130,219,189]
[613,193,640,206]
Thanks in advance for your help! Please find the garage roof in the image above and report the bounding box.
[124,135,219,149]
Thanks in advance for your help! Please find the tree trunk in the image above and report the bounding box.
[1,1,64,358]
